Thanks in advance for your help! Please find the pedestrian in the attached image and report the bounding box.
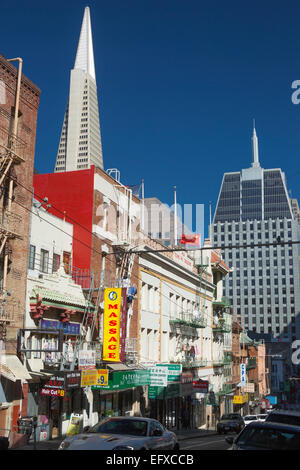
[206,414,210,431]
[183,408,189,429]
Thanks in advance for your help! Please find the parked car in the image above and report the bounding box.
[217,413,245,434]
[58,417,179,450]
[265,409,300,427]
[257,414,267,422]
[243,415,259,426]
[225,421,300,450]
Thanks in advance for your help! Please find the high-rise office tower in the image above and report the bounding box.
[212,126,300,343]
[54,6,104,172]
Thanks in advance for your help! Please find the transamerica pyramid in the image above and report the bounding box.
[54,6,104,172]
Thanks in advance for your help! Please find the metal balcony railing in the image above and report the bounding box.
[181,357,208,368]
[213,317,231,333]
[125,338,138,353]
[0,125,27,163]
[170,311,206,328]
[247,357,257,370]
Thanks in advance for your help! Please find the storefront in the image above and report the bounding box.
[36,370,82,441]
[92,369,149,419]
[148,383,181,429]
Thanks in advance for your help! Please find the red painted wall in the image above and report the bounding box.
[33,167,95,271]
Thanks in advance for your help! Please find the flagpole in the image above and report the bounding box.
[209,201,212,242]
[174,186,177,246]
[141,179,145,233]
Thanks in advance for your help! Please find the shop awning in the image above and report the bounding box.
[27,371,53,382]
[30,286,94,311]
[0,355,32,381]
[0,363,16,382]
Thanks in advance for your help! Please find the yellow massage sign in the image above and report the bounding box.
[103,288,122,362]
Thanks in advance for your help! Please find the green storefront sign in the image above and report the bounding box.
[92,369,150,391]
[156,364,182,383]
[148,382,180,400]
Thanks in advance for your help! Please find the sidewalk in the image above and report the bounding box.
[10,428,218,450]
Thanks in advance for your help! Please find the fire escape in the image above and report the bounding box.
[0,58,25,341]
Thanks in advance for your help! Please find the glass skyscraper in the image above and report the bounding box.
[212,127,300,343]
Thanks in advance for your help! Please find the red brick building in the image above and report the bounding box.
[0,53,40,438]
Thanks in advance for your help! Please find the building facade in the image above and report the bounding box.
[212,127,300,343]
[0,53,40,438]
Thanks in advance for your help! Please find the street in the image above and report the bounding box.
[179,434,232,451]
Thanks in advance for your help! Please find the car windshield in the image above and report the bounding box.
[221,414,240,420]
[245,416,257,421]
[237,427,300,450]
[267,414,300,426]
[88,419,148,436]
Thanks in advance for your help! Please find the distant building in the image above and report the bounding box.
[143,197,193,246]
[212,126,300,343]
[290,198,300,225]
[54,7,104,173]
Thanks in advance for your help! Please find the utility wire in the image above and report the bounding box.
[4,192,215,324]
[3,170,292,324]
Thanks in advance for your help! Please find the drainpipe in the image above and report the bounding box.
[2,58,23,292]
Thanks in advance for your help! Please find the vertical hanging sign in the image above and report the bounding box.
[119,288,128,363]
[103,288,122,362]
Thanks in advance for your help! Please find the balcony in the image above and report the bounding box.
[125,338,138,353]
[213,296,231,311]
[181,357,208,368]
[247,357,257,370]
[125,338,138,366]
[0,124,27,164]
[218,384,235,395]
[213,317,231,334]
[170,311,207,329]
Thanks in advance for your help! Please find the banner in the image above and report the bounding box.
[240,363,246,385]
[103,288,122,362]
[119,288,127,363]
[81,369,98,387]
[179,234,201,246]
[78,350,96,370]
[96,369,109,387]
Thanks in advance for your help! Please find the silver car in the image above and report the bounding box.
[58,416,179,450]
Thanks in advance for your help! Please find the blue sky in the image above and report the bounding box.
[2,0,300,237]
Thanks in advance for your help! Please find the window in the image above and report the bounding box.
[52,253,60,273]
[63,251,71,274]
[28,245,36,270]
[40,249,49,273]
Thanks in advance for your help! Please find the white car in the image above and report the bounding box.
[59,416,179,450]
[257,414,267,422]
[243,415,259,426]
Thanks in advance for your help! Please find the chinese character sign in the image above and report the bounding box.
[103,288,122,362]
[240,363,246,385]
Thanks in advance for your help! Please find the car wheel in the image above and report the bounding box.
[173,443,179,451]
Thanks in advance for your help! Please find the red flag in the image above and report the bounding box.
[180,234,200,245]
